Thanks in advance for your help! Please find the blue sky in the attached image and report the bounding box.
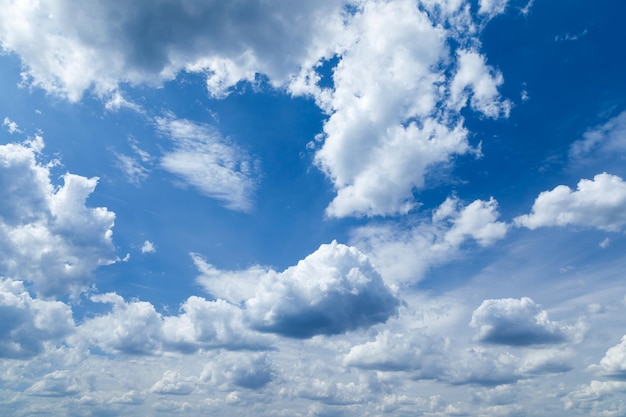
[1,0,626,415]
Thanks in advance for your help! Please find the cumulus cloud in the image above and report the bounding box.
[514,173,626,231]
[597,335,626,378]
[478,0,510,17]
[0,279,74,358]
[196,242,398,338]
[351,196,508,286]
[201,353,273,390]
[308,1,509,217]
[0,137,116,297]
[156,116,260,212]
[343,330,446,376]
[81,293,270,355]
[150,370,195,396]
[470,297,573,346]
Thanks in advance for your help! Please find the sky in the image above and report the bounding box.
[1,0,626,416]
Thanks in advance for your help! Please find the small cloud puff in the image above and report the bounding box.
[141,240,156,254]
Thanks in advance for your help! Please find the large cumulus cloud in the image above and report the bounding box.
[197,241,399,339]
[0,137,116,297]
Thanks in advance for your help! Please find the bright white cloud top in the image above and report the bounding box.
[0,0,625,416]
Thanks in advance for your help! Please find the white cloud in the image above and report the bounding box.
[150,370,195,396]
[200,352,273,390]
[0,137,117,297]
[25,370,81,397]
[449,50,511,118]
[597,335,626,378]
[564,380,626,416]
[81,293,271,355]
[3,117,21,134]
[309,1,509,217]
[478,0,510,17]
[197,241,399,338]
[351,196,507,286]
[0,279,74,358]
[156,116,260,212]
[343,330,446,376]
[140,240,156,254]
[514,173,626,232]
[470,297,573,346]
[569,111,626,160]
[245,241,398,338]
[161,296,271,352]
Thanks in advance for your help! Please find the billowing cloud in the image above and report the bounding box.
[156,116,260,212]
[343,330,446,376]
[201,353,274,390]
[0,279,74,358]
[243,241,399,338]
[351,196,508,286]
[308,1,509,217]
[514,173,626,232]
[197,241,399,339]
[0,137,117,297]
[150,370,195,396]
[597,335,626,378]
[81,293,270,355]
[470,297,572,346]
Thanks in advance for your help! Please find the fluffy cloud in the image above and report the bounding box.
[309,1,509,217]
[197,241,399,339]
[351,196,508,286]
[597,335,626,378]
[200,353,273,390]
[514,173,626,231]
[343,330,446,376]
[470,297,571,346]
[0,279,74,358]
[81,293,270,355]
[0,137,116,297]
[156,116,260,212]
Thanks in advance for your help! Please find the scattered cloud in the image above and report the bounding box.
[514,173,626,232]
